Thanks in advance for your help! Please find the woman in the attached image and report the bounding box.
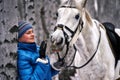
[17,21,58,80]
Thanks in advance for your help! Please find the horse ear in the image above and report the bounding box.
[74,0,87,9]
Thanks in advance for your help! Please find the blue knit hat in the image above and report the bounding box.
[18,21,32,39]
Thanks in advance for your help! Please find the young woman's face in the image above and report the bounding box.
[18,28,35,43]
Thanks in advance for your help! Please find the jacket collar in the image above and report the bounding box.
[18,42,37,52]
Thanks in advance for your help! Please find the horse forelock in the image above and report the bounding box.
[60,1,76,8]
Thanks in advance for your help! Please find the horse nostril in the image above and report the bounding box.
[56,37,63,45]
[50,36,56,45]
[50,35,54,41]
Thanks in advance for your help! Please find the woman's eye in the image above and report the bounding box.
[26,31,33,34]
[26,32,31,34]
[75,14,79,20]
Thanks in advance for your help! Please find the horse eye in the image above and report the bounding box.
[56,12,58,17]
[75,14,79,20]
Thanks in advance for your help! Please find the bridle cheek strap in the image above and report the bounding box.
[69,20,83,46]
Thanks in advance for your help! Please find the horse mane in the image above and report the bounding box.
[83,9,93,26]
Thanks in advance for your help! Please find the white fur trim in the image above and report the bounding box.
[36,58,48,64]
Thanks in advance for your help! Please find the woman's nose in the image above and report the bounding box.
[31,32,35,37]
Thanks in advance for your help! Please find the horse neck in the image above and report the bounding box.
[80,10,100,54]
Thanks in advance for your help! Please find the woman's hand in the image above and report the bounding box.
[39,41,47,59]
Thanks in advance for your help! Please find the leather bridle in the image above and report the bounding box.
[54,6,101,69]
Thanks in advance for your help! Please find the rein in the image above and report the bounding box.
[67,26,101,69]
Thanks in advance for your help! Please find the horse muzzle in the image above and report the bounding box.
[51,36,63,46]
[50,32,65,51]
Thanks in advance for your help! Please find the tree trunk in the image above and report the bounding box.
[0,0,18,80]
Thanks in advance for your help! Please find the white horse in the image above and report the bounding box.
[49,0,120,80]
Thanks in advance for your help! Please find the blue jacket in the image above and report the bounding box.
[17,42,58,80]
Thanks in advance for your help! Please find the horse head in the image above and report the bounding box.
[50,0,88,70]
[50,0,87,51]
